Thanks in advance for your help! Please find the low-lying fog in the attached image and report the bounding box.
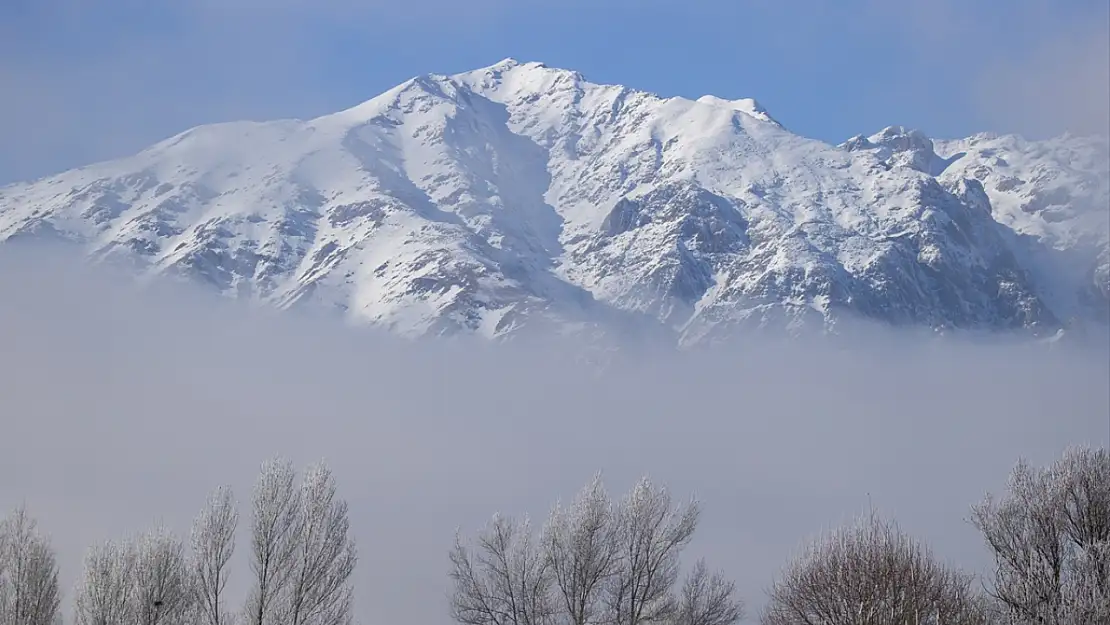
[1,245,1107,624]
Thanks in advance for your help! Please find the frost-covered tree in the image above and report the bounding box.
[450,514,555,625]
[74,526,194,625]
[245,457,302,625]
[761,513,989,625]
[285,463,357,625]
[675,560,744,625]
[244,458,356,625]
[971,445,1110,625]
[73,539,137,625]
[449,474,736,625]
[0,507,61,625]
[191,486,239,625]
[604,477,701,625]
[133,527,193,625]
[541,473,618,625]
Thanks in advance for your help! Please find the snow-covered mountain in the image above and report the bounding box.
[1,58,1107,345]
[843,126,1109,328]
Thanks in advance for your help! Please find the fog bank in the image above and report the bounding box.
[0,244,1107,624]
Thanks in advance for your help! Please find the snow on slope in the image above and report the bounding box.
[0,58,1104,344]
[844,126,1110,325]
[933,133,1109,250]
[935,133,1110,325]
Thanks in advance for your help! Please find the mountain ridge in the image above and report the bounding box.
[1,58,1107,345]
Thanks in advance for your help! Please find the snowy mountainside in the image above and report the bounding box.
[935,133,1109,322]
[844,126,1109,325]
[0,58,1105,344]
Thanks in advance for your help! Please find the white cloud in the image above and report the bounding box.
[866,0,1110,139]
[975,20,1110,139]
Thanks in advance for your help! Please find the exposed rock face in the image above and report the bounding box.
[1,59,1106,344]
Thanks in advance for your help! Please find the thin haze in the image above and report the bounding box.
[1,245,1107,624]
[0,0,1107,184]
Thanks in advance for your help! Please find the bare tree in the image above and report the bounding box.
[0,507,61,625]
[971,445,1110,625]
[192,486,239,625]
[449,475,734,625]
[0,529,5,621]
[242,458,356,625]
[133,526,193,625]
[285,462,357,625]
[541,473,618,625]
[74,526,194,625]
[761,512,990,625]
[450,514,555,625]
[245,457,302,625]
[73,539,137,625]
[675,560,743,625]
[1054,445,1110,625]
[604,477,700,625]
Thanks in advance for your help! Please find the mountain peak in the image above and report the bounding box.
[695,95,779,126]
[0,61,1106,344]
[471,57,560,77]
[486,57,526,71]
[842,125,948,175]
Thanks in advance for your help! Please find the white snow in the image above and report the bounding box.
[1,58,1106,344]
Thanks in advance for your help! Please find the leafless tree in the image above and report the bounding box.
[604,477,701,625]
[0,531,5,619]
[541,473,618,625]
[285,462,357,625]
[450,514,556,625]
[191,486,239,625]
[675,560,744,625]
[0,507,61,625]
[450,475,724,625]
[761,512,990,625]
[73,539,137,625]
[971,445,1110,625]
[243,458,356,625]
[74,526,194,625]
[133,526,193,625]
[245,457,302,625]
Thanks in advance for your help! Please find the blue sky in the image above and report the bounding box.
[1,0,1107,183]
